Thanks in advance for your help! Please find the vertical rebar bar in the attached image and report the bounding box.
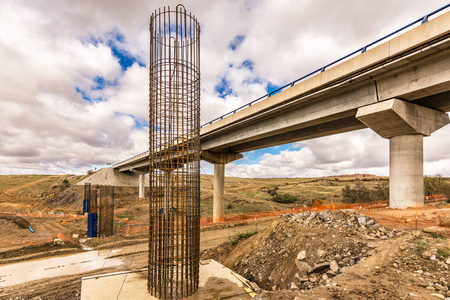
[98,185,115,237]
[148,4,201,299]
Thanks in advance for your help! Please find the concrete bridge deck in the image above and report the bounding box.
[112,10,450,218]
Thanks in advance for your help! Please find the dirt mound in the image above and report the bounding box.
[205,210,450,299]
[77,168,149,187]
[219,210,401,290]
[48,186,83,209]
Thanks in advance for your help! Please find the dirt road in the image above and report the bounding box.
[0,219,271,299]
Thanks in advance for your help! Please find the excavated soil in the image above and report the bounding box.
[203,210,450,299]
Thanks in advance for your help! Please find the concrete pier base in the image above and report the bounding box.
[390,135,424,208]
[213,164,225,223]
[81,260,250,300]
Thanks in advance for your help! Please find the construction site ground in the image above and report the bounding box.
[0,174,449,299]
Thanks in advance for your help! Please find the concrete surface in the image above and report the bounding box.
[110,11,450,211]
[81,260,250,300]
[356,98,449,138]
[213,164,225,223]
[389,135,424,208]
[139,174,145,199]
[115,11,450,170]
[357,99,449,208]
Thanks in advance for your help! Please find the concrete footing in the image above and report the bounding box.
[81,260,250,300]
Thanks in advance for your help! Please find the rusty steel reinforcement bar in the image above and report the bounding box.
[148,4,201,299]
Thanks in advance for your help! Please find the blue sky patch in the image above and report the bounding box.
[214,77,234,98]
[241,60,254,71]
[133,118,149,129]
[92,76,117,90]
[115,112,149,129]
[108,41,136,71]
[93,76,106,90]
[83,29,145,71]
[107,29,145,71]
[235,143,297,165]
[229,35,246,51]
[110,28,125,43]
[267,82,283,96]
[75,87,91,102]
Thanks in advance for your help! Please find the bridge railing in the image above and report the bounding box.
[114,4,450,167]
[199,3,450,128]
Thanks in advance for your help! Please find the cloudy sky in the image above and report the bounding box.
[0,0,449,177]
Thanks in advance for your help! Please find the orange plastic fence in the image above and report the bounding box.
[116,198,450,237]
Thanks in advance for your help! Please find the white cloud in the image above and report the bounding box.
[0,0,449,175]
[227,125,450,178]
[227,129,391,178]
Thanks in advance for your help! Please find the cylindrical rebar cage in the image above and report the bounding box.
[148,4,200,299]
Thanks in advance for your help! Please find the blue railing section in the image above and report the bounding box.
[114,150,150,166]
[114,4,450,167]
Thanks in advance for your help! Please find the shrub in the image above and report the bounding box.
[341,182,388,203]
[438,247,450,258]
[229,229,259,246]
[271,193,298,204]
[58,178,70,191]
[437,213,450,228]
[424,175,450,196]
[266,186,279,196]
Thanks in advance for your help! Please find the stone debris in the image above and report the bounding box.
[296,250,306,261]
[53,238,65,246]
[206,209,450,299]
[222,209,405,291]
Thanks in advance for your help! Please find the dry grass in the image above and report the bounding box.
[198,175,391,217]
[437,212,450,228]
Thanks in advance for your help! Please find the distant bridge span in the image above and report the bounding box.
[114,9,450,221]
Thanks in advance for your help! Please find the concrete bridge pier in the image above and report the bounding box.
[201,151,243,223]
[356,98,449,208]
[138,174,145,199]
[213,164,225,223]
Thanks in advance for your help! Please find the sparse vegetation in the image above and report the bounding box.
[266,186,279,196]
[438,247,450,258]
[229,229,259,246]
[424,174,450,196]
[437,212,450,228]
[341,182,389,203]
[271,193,298,204]
[414,239,429,256]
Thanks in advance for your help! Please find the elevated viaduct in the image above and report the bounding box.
[114,9,450,221]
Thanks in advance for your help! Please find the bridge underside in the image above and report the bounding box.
[201,39,450,153]
[113,12,450,216]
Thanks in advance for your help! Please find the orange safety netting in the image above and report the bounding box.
[116,198,450,237]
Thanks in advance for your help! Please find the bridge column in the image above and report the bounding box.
[139,174,145,199]
[200,151,243,223]
[356,98,449,208]
[213,164,225,223]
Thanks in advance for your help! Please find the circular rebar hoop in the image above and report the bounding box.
[148,5,201,299]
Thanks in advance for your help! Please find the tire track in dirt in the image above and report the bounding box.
[3,176,58,194]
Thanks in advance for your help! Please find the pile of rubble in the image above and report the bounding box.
[219,209,404,291]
